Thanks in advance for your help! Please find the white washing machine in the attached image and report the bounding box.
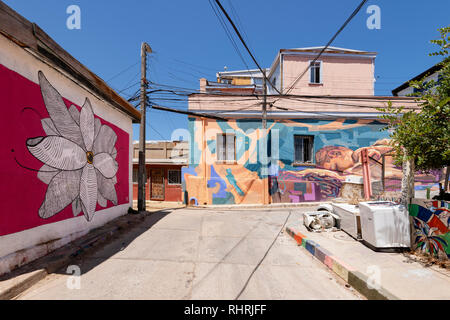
[358,201,411,250]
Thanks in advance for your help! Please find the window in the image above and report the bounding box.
[168,170,181,185]
[217,133,236,162]
[294,135,314,164]
[309,61,321,84]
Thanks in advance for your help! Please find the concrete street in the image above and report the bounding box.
[14,207,361,300]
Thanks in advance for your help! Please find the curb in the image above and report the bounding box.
[285,226,400,300]
[196,202,331,210]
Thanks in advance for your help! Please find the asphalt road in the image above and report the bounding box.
[15,207,361,300]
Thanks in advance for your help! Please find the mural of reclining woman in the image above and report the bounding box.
[315,146,355,172]
[315,140,400,180]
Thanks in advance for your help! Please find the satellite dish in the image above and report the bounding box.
[224,66,228,71]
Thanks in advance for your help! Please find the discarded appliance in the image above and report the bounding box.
[330,203,362,240]
[358,201,411,250]
[303,211,339,232]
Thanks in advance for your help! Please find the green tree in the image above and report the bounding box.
[379,27,450,174]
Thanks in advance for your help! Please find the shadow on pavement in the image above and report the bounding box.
[0,208,175,284]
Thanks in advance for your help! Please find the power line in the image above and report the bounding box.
[208,0,252,74]
[105,60,140,83]
[213,0,281,95]
[282,0,369,96]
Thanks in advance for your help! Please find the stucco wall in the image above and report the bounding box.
[281,54,375,95]
[183,117,442,205]
[0,34,133,274]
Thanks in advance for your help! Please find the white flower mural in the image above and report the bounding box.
[26,71,119,222]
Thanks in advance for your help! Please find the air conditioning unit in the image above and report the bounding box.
[303,211,337,232]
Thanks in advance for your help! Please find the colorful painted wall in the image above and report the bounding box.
[0,33,133,274]
[409,200,450,260]
[183,117,442,206]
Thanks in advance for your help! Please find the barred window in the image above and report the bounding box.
[294,135,314,163]
[217,133,236,161]
[168,170,181,185]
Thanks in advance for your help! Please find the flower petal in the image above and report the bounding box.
[69,105,80,125]
[94,118,101,141]
[80,98,95,151]
[38,170,82,219]
[97,191,107,207]
[72,197,82,217]
[79,164,97,221]
[96,169,118,205]
[93,152,118,179]
[37,164,60,184]
[41,118,58,136]
[38,71,84,147]
[111,147,117,160]
[27,136,87,170]
[93,125,117,155]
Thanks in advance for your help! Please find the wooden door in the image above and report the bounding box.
[150,168,165,200]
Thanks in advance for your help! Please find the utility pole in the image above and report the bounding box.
[262,70,267,130]
[138,42,152,212]
[262,70,269,205]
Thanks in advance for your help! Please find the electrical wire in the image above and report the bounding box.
[282,0,369,96]
[213,0,281,95]
[208,0,252,74]
[105,60,140,83]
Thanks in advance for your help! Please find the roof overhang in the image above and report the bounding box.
[0,2,141,123]
[392,63,443,96]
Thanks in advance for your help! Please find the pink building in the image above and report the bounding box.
[0,3,140,275]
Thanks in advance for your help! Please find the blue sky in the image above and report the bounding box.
[3,0,449,141]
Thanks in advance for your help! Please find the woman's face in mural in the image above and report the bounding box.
[315,146,354,172]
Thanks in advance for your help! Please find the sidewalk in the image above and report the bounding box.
[0,207,180,300]
[285,210,450,300]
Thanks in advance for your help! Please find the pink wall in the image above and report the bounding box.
[0,64,130,236]
[281,54,374,95]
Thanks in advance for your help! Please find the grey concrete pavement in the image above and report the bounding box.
[14,208,361,300]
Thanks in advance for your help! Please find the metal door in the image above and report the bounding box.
[150,168,165,200]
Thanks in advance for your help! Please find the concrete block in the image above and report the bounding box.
[331,257,351,282]
[305,240,318,256]
[348,271,399,300]
[314,246,332,264]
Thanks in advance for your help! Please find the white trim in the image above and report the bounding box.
[309,60,323,84]
[283,51,377,59]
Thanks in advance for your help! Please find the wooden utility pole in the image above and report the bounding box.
[262,70,267,130]
[138,42,152,212]
[262,70,269,205]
